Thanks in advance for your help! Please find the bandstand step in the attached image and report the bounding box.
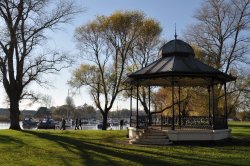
[130,128,172,145]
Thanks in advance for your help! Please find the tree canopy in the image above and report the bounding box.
[185,0,250,115]
[70,11,161,130]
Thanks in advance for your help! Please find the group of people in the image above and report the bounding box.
[60,118,82,130]
[74,118,82,130]
[60,118,125,130]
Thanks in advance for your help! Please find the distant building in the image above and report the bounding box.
[20,110,36,119]
[0,108,37,121]
[0,108,9,121]
[33,107,51,119]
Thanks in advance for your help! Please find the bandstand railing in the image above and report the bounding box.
[131,115,228,130]
[130,115,148,129]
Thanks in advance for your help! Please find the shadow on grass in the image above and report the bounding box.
[172,138,250,147]
[0,134,25,149]
[19,130,246,166]
[21,130,171,166]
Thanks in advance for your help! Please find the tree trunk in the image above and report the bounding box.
[102,112,108,130]
[9,99,21,130]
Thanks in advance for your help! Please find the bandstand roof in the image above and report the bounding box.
[126,39,236,87]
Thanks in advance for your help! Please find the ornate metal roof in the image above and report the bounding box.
[160,39,195,57]
[126,39,236,87]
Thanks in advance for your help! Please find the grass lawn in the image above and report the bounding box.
[0,121,250,166]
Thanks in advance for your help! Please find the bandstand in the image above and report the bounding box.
[126,39,236,144]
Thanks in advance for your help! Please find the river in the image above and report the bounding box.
[0,121,127,130]
[0,121,24,130]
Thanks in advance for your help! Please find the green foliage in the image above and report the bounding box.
[153,87,209,116]
[69,64,97,88]
[109,109,131,119]
[72,10,162,129]
[0,122,250,165]
[236,111,250,121]
[52,103,99,120]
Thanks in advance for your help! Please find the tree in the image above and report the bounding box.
[75,103,97,119]
[52,105,70,120]
[185,0,250,114]
[41,94,53,108]
[125,19,162,117]
[66,96,75,108]
[0,0,81,129]
[70,11,159,130]
[65,95,75,119]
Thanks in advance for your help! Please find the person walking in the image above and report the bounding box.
[75,118,79,130]
[79,119,82,130]
[60,118,66,130]
[120,119,124,130]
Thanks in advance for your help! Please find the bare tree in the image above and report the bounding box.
[0,0,81,129]
[126,19,162,117]
[186,0,250,71]
[70,11,155,130]
[41,94,54,108]
[185,0,250,113]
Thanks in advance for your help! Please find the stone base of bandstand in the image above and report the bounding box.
[166,128,231,141]
[128,127,231,143]
[128,127,139,139]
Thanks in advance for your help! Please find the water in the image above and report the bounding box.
[0,121,23,130]
[0,121,128,130]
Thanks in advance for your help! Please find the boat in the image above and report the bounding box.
[97,122,111,129]
[37,118,57,129]
[22,117,39,129]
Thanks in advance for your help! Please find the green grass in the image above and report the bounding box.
[0,122,250,166]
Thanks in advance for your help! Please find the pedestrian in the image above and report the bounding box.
[75,118,79,130]
[60,118,66,130]
[120,119,124,130]
[79,119,82,130]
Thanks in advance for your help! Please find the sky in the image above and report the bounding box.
[0,0,202,110]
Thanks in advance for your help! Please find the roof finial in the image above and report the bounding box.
[174,23,177,40]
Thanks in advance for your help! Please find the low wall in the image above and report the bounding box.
[128,127,231,141]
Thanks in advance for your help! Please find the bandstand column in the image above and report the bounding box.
[130,86,133,127]
[208,86,211,125]
[136,82,139,128]
[178,86,181,128]
[171,80,175,130]
[211,81,215,130]
[224,82,228,129]
[148,86,151,126]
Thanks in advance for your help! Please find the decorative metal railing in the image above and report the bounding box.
[179,116,212,129]
[130,115,148,129]
[131,115,228,130]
